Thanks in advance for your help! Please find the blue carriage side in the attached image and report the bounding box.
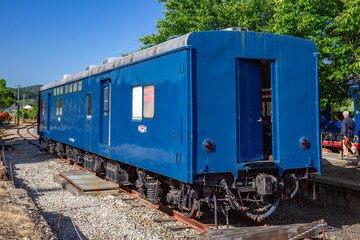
[321,89,360,150]
[38,30,321,222]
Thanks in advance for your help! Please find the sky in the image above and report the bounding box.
[0,0,165,88]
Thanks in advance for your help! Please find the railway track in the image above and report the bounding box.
[16,124,211,235]
[10,125,329,239]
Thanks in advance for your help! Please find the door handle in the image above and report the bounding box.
[172,129,179,138]
[176,152,181,165]
[257,117,263,123]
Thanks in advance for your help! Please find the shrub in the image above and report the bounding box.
[0,112,12,122]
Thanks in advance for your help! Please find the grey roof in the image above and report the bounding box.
[40,33,192,91]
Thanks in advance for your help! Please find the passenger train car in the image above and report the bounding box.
[321,93,360,150]
[38,29,321,223]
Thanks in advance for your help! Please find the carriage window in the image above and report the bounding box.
[78,81,82,91]
[60,86,63,95]
[143,85,154,118]
[57,87,60,96]
[132,86,142,120]
[73,82,78,92]
[59,98,63,115]
[104,87,109,114]
[54,88,57,96]
[56,99,59,115]
[87,94,92,117]
[56,98,63,116]
[69,83,73,93]
[65,84,69,94]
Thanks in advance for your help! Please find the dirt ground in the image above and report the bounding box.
[0,174,44,240]
[0,123,55,240]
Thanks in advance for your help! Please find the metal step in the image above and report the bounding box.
[59,171,117,191]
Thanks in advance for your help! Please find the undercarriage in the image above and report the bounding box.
[44,137,314,227]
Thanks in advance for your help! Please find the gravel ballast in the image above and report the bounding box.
[3,125,203,240]
[2,124,360,240]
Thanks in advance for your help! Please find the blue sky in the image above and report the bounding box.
[0,0,164,87]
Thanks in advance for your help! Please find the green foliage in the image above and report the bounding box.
[28,107,38,120]
[19,108,29,119]
[140,0,360,106]
[9,85,41,108]
[139,0,275,49]
[121,51,134,57]
[268,0,360,107]
[0,79,15,111]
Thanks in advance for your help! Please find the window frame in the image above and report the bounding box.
[143,85,155,119]
[87,93,92,117]
[132,86,143,120]
[78,81,82,91]
[104,86,109,115]
[59,98,63,116]
[56,99,59,115]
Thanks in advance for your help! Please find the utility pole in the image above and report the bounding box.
[16,85,20,126]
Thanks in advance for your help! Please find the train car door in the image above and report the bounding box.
[237,59,264,162]
[100,80,111,146]
[171,64,187,179]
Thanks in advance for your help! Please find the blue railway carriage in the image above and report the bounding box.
[38,29,321,223]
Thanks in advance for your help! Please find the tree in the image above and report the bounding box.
[0,79,15,111]
[139,0,275,49]
[19,108,29,119]
[139,0,360,107]
[268,0,360,109]
[28,107,38,120]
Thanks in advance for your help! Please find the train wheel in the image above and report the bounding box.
[178,185,199,218]
[180,198,198,218]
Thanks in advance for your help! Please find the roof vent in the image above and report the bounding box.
[63,74,75,80]
[84,65,99,71]
[221,27,249,31]
[102,57,122,65]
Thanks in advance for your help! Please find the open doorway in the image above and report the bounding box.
[261,60,272,160]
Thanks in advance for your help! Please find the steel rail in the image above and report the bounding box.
[26,126,39,139]
[16,127,42,149]
[16,125,211,235]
